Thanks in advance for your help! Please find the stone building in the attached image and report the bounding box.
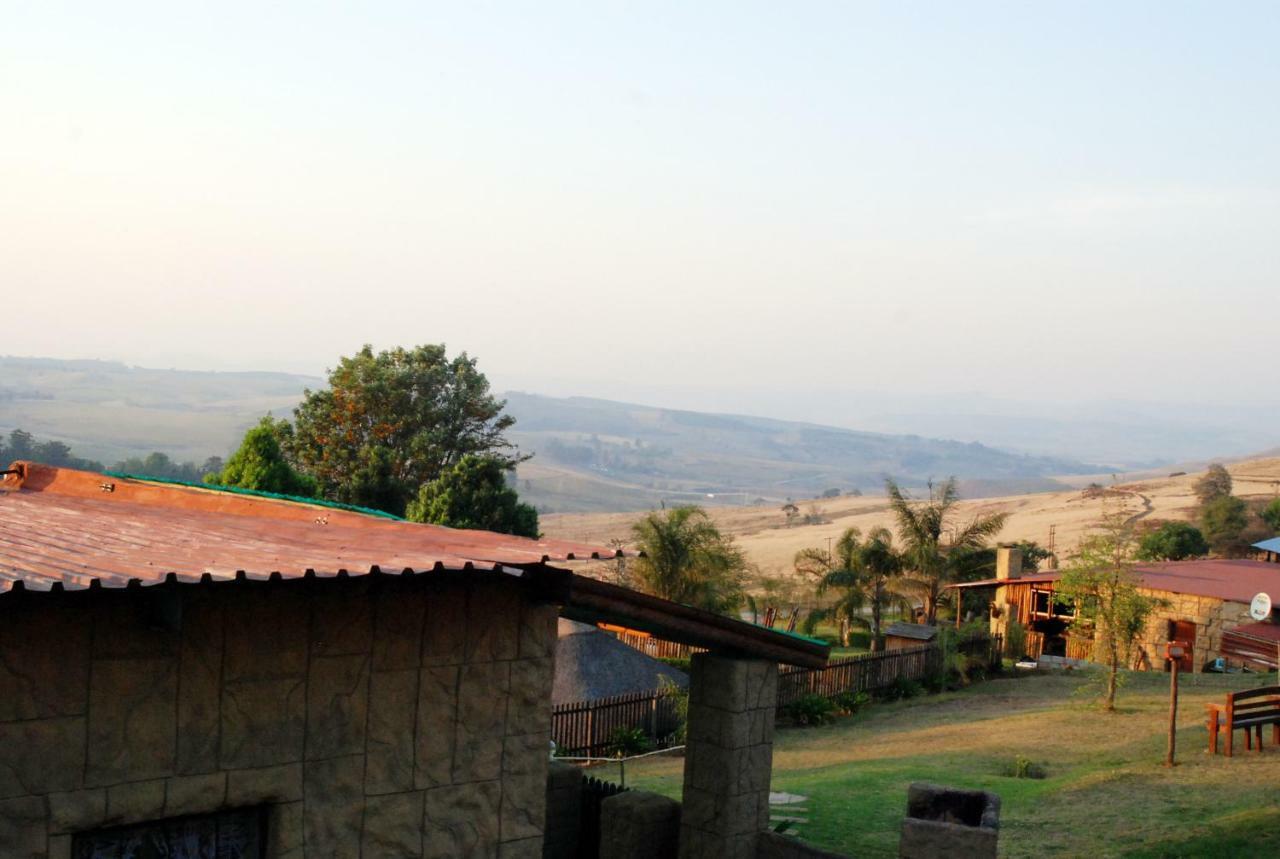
[0,462,828,858]
[956,545,1280,672]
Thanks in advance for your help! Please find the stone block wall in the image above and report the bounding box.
[1135,591,1253,672]
[0,573,559,858]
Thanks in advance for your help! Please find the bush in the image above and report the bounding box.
[784,693,837,726]
[1002,755,1047,779]
[1137,522,1209,561]
[1005,620,1028,661]
[879,676,924,701]
[833,690,871,714]
[605,727,652,758]
[656,656,691,673]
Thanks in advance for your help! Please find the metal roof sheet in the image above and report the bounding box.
[947,561,1280,605]
[1253,537,1280,554]
[0,462,621,593]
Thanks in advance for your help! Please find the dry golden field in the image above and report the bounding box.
[543,457,1280,579]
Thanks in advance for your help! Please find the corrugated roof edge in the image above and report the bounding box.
[100,470,405,520]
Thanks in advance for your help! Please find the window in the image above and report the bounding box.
[1031,589,1075,620]
[72,808,265,859]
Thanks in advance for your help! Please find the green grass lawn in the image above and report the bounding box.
[621,669,1280,858]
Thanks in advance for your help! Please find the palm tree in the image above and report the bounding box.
[630,506,746,614]
[795,527,909,648]
[886,478,1007,625]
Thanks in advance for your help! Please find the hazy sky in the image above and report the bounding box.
[4,2,1278,423]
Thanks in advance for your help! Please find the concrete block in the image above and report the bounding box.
[226,762,304,804]
[415,665,460,789]
[465,583,521,663]
[367,669,420,794]
[106,778,166,824]
[0,795,48,859]
[373,583,427,671]
[423,780,502,859]
[305,654,370,759]
[363,791,426,858]
[0,716,86,798]
[303,755,365,859]
[220,676,307,768]
[47,788,107,834]
[600,791,681,859]
[86,657,178,785]
[453,661,510,783]
[164,771,227,816]
[422,588,468,666]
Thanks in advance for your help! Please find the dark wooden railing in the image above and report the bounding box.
[552,689,684,757]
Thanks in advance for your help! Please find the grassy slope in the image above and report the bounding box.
[622,671,1280,858]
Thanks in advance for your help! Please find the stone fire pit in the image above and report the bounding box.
[899,782,1000,858]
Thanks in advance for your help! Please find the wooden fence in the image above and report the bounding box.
[1020,630,1093,662]
[552,689,684,757]
[578,776,628,859]
[610,630,703,661]
[776,644,941,709]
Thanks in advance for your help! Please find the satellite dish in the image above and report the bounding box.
[1250,592,1272,622]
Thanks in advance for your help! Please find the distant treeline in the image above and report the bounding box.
[0,429,222,482]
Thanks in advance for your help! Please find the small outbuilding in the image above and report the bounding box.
[883,622,939,650]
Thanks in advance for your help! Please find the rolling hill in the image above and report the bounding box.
[3,356,1100,512]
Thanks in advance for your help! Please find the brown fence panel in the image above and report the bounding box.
[611,631,705,661]
[552,689,683,757]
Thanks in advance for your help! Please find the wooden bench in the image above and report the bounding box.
[1206,686,1280,757]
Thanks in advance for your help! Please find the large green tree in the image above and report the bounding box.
[286,345,524,516]
[1200,495,1250,556]
[1136,521,1209,561]
[629,506,746,614]
[207,417,317,497]
[885,478,1007,625]
[1056,515,1162,711]
[406,455,538,537]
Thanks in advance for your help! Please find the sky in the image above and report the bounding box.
[3,2,1279,433]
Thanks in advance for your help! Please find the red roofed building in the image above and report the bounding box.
[951,546,1280,672]
[0,462,828,858]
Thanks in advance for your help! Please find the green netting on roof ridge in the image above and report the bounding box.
[100,471,405,521]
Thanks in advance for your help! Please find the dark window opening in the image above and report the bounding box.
[1031,589,1075,620]
[72,807,265,859]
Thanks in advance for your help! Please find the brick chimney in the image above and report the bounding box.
[995,544,1022,581]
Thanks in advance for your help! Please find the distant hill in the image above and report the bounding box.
[0,356,1098,513]
[0,356,316,463]
[502,393,1094,512]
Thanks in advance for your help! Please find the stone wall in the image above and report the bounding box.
[1135,590,1253,671]
[0,573,558,858]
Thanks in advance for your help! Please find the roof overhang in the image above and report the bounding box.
[562,576,830,668]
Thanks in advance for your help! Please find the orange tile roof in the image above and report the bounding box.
[0,462,622,592]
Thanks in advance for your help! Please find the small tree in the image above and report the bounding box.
[1260,498,1280,535]
[1194,463,1233,505]
[630,506,746,615]
[1136,522,1209,561]
[1056,515,1162,711]
[886,478,1007,625]
[1200,495,1249,556]
[206,418,317,496]
[406,454,539,537]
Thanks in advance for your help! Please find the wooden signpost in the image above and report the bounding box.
[1164,640,1188,767]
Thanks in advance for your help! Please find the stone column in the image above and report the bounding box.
[679,653,778,859]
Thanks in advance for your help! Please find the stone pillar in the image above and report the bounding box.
[679,653,778,859]
[543,760,583,858]
[600,790,682,859]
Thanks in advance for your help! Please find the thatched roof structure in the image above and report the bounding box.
[552,619,689,704]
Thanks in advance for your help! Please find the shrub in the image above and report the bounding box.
[658,676,689,745]
[879,676,924,701]
[1005,620,1027,661]
[784,693,837,726]
[605,727,652,758]
[656,656,692,673]
[833,690,871,714]
[1002,755,1047,779]
[1137,522,1209,561]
